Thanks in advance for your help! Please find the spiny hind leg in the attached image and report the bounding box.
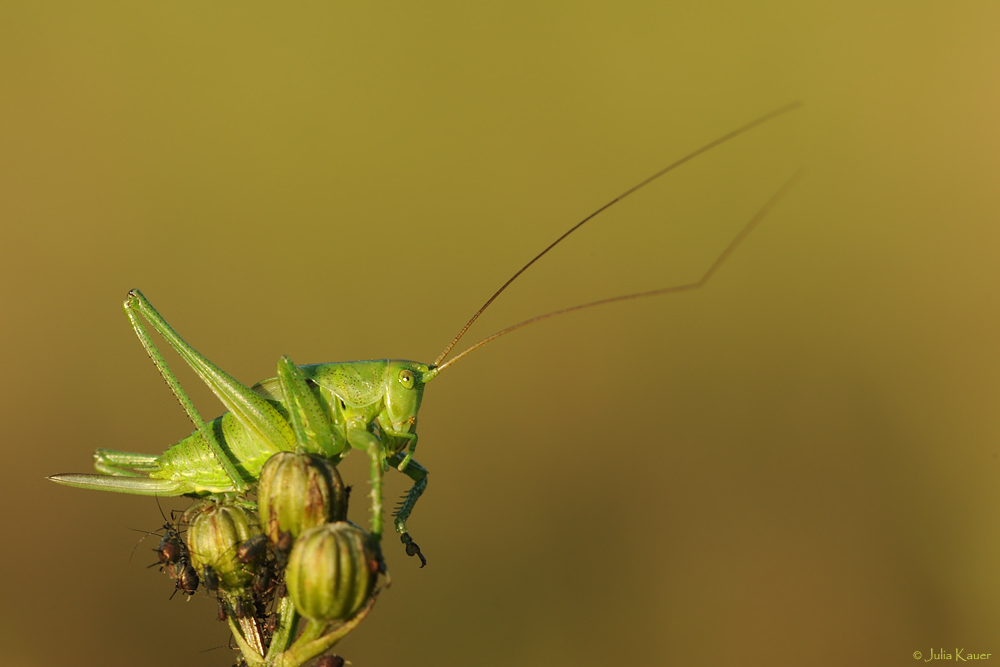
[124,290,294,492]
[387,454,428,567]
[123,290,247,490]
[94,449,160,476]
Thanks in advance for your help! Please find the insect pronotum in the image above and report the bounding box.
[49,103,803,565]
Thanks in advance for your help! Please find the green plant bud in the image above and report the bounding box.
[183,501,261,592]
[258,452,347,544]
[285,522,378,622]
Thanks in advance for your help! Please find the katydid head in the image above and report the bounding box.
[383,360,432,433]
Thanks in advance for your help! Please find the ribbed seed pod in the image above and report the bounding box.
[258,452,347,544]
[183,502,260,591]
[285,522,377,622]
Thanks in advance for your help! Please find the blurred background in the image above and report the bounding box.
[2,2,999,665]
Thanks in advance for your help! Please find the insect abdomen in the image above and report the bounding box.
[153,411,285,493]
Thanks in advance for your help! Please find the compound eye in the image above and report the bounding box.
[398,369,415,389]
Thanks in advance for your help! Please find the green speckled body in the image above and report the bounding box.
[123,359,427,496]
[50,111,800,563]
[51,294,428,667]
[53,287,431,552]
[148,410,287,494]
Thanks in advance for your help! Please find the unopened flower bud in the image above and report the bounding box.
[258,452,347,545]
[183,502,260,592]
[285,522,377,622]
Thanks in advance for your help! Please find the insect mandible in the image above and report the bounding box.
[49,103,803,566]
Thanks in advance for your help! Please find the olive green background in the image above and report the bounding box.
[2,2,999,666]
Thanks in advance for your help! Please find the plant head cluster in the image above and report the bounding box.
[151,452,379,667]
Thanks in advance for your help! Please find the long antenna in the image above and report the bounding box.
[432,101,802,368]
[429,168,804,376]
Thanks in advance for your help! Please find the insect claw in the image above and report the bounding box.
[400,533,427,568]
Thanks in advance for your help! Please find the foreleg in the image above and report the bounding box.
[346,427,386,543]
[386,454,428,567]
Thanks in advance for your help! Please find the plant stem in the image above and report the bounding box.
[275,593,378,667]
[227,614,264,667]
[264,595,300,667]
